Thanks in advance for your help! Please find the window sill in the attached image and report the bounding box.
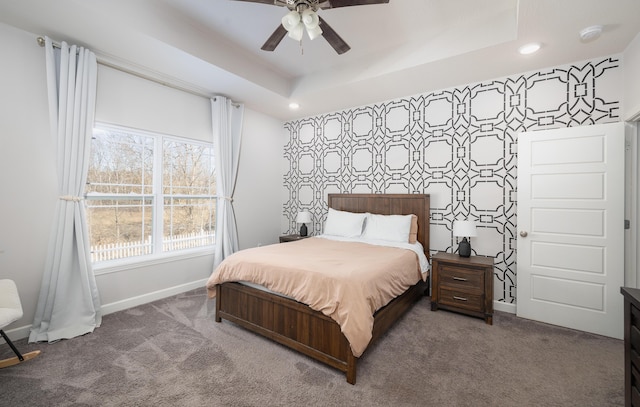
[93,246,215,276]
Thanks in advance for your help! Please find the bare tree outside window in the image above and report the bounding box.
[85,126,216,263]
[163,139,216,251]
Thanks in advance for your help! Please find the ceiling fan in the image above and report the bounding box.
[233,0,390,55]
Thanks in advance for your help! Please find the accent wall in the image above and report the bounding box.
[282,56,622,305]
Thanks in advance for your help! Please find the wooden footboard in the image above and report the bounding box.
[215,279,428,384]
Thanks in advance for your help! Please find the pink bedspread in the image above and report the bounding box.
[206,237,423,357]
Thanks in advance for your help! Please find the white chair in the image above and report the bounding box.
[0,279,40,368]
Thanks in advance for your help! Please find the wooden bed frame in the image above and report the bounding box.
[215,193,431,384]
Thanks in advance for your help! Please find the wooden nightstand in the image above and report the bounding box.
[430,252,494,325]
[279,234,310,243]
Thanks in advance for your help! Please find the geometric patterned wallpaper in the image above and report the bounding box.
[283,56,622,304]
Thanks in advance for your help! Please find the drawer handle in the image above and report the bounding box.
[452,277,468,282]
[453,296,468,301]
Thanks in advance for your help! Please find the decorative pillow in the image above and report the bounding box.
[409,214,418,244]
[363,213,413,243]
[323,208,367,238]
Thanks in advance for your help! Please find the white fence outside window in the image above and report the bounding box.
[90,231,215,262]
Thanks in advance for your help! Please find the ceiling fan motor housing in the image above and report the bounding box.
[285,1,320,12]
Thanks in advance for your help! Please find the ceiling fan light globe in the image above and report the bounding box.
[281,10,301,32]
[301,9,320,29]
[306,25,323,40]
[288,23,304,41]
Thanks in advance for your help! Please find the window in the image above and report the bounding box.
[86,125,216,263]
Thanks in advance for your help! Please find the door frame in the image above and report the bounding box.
[625,122,638,288]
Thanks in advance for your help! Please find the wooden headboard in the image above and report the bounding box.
[327,194,430,258]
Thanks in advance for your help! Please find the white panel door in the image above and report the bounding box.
[516,122,625,339]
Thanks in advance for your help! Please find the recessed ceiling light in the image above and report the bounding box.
[518,43,541,55]
[289,102,300,110]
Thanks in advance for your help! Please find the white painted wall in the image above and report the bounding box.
[623,34,640,287]
[95,65,212,142]
[0,23,55,338]
[0,22,285,339]
[625,122,638,288]
[623,34,640,288]
[624,32,640,121]
[234,108,286,249]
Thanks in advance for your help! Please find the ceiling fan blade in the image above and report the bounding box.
[323,0,389,8]
[318,16,350,55]
[261,24,288,51]
[231,0,280,5]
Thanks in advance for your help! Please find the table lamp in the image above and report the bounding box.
[296,211,312,237]
[453,220,477,257]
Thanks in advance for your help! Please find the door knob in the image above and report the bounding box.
[519,231,528,237]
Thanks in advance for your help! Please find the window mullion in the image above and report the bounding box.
[153,136,164,254]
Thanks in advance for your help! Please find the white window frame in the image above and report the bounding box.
[87,123,216,274]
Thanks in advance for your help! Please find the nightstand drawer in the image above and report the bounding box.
[439,266,484,291]
[439,288,484,312]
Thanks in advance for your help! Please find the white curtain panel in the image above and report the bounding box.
[29,37,102,343]
[211,96,244,269]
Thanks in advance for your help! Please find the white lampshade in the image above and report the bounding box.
[287,23,304,41]
[453,220,477,237]
[281,10,301,31]
[306,25,323,40]
[296,211,312,224]
[301,9,320,29]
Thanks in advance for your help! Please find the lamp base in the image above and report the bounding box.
[299,224,308,237]
[458,237,471,257]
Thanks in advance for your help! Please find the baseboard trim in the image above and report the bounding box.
[1,325,32,343]
[2,279,208,342]
[100,279,208,316]
[494,300,516,314]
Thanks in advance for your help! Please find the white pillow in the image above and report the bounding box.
[323,208,367,237]
[363,213,413,243]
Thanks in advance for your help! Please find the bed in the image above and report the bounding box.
[208,193,431,384]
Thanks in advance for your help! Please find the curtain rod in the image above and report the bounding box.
[36,36,241,107]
